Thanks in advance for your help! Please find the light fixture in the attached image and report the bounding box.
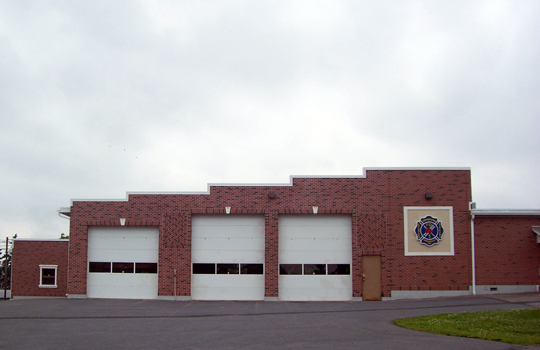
[425,190,433,200]
[268,193,276,199]
[120,218,126,226]
[225,207,231,214]
[312,206,318,214]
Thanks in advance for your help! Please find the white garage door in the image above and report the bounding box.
[191,215,265,301]
[279,215,352,301]
[87,226,159,299]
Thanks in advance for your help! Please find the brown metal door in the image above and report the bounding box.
[362,255,381,301]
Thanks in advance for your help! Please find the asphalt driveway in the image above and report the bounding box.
[0,293,539,350]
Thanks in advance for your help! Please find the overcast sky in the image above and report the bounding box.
[1,1,539,239]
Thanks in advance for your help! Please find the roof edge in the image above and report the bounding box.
[472,209,540,216]
[65,168,471,205]
[14,238,69,242]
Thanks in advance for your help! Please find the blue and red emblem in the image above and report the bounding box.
[414,216,444,247]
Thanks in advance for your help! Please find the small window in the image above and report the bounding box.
[112,262,134,273]
[39,265,58,288]
[240,264,264,275]
[193,263,215,274]
[217,263,239,274]
[135,263,158,274]
[304,264,326,275]
[89,262,111,273]
[328,264,350,275]
[279,264,302,275]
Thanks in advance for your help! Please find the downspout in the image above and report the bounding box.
[58,209,70,297]
[4,237,8,300]
[9,239,13,299]
[470,213,476,295]
[174,269,177,301]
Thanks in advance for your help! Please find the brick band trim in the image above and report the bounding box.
[190,208,267,215]
[85,220,161,226]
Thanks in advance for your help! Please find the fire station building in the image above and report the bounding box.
[11,168,540,301]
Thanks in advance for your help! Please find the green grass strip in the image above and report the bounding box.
[394,309,540,346]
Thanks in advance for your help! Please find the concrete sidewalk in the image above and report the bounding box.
[0,293,538,350]
[483,292,540,309]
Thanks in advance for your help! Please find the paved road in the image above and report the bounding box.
[0,293,538,350]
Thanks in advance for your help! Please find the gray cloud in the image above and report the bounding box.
[0,0,539,238]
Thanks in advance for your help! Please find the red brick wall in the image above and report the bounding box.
[383,170,473,294]
[11,240,69,298]
[66,169,473,298]
[474,216,540,285]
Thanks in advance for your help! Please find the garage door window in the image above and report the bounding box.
[39,265,58,288]
[89,262,157,274]
[217,263,239,274]
[240,264,264,275]
[112,262,134,273]
[304,264,326,275]
[328,264,350,275]
[89,262,111,273]
[193,263,215,274]
[193,263,264,275]
[279,264,350,275]
[135,263,158,274]
[279,264,302,275]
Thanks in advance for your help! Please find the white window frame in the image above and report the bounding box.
[39,265,58,288]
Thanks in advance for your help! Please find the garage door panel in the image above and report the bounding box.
[89,247,157,262]
[88,284,158,300]
[192,287,262,301]
[89,227,158,241]
[192,287,264,301]
[89,250,158,263]
[87,227,159,299]
[88,227,159,263]
[280,222,350,234]
[279,227,351,238]
[89,231,159,240]
[89,251,157,263]
[278,286,351,301]
[279,276,351,301]
[192,237,265,251]
[280,275,351,288]
[192,226,265,238]
[89,230,157,239]
[88,273,158,287]
[87,274,158,299]
[192,275,264,289]
[89,237,159,250]
[191,215,265,301]
[280,251,352,264]
[278,215,352,301]
[192,275,264,300]
[279,237,351,253]
[193,250,265,264]
[279,254,349,264]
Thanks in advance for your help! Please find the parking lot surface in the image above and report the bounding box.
[1,293,539,349]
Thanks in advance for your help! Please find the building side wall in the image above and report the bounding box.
[381,170,472,294]
[11,240,69,298]
[66,169,473,298]
[474,216,540,286]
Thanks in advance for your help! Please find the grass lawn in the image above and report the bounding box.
[394,308,540,346]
